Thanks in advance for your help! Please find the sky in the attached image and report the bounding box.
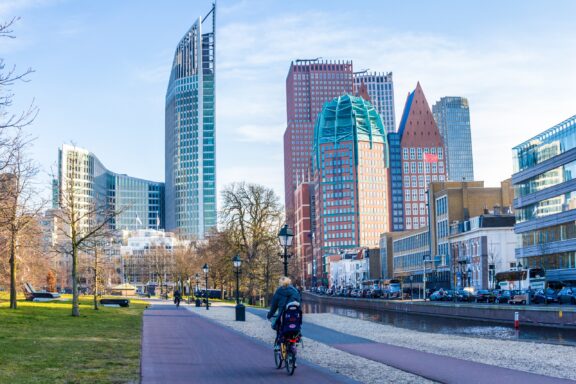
[1,0,575,207]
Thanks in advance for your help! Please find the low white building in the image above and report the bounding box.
[450,214,516,290]
[329,250,369,289]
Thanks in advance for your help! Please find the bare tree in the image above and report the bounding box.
[0,132,46,309]
[220,182,284,304]
[53,147,121,317]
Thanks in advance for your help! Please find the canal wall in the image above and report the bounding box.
[303,293,576,329]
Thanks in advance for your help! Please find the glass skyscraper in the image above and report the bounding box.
[432,97,474,181]
[165,4,216,239]
[56,144,164,232]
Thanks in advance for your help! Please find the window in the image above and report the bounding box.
[404,162,409,173]
[411,162,416,173]
[410,148,416,160]
[405,189,411,201]
[417,162,423,174]
[404,175,410,187]
[438,147,443,160]
[403,148,408,160]
[417,148,423,160]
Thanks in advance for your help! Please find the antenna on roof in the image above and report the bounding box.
[295,57,322,62]
[353,69,370,75]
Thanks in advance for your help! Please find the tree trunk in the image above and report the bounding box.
[9,232,17,310]
[72,244,80,317]
[93,247,99,310]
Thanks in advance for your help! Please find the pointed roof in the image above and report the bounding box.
[397,82,444,147]
[355,80,371,102]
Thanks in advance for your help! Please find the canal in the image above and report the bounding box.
[302,301,576,347]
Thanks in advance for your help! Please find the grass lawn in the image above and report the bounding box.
[0,294,147,384]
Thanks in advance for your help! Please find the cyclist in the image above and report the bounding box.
[267,276,301,342]
[173,288,182,308]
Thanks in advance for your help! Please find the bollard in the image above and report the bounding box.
[514,311,519,329]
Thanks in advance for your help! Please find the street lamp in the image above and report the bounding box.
[517,261,523,292]
[423,255,430,301]
[278,224,294,277]
[202,263,209,311]
[467,266,472,289]
[232,255,245,321]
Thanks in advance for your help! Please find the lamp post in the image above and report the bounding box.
[278,224,294,277]
[423,255,430,301]
[467,266,472,289]
[517,261,523,293]
[202,264,209,310]
[410,275,413,302]
[187,277,191,304]
[233,255,245,321]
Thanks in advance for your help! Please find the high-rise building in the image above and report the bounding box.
[283,59,354,219]
[165,4,216,239]
[56,144,164,232]
[432,97,474,181]
[311,94,390,280]
[397,82,448,230]
[353,71,396,132]
[512,114,576,284]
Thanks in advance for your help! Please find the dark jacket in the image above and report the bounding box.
[267,285,301,319]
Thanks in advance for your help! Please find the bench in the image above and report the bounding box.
[100,298,130,307]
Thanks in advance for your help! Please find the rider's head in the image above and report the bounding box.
[279,276,291,287]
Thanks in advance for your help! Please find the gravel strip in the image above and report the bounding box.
[304,313,576,380]
[186,305,434,384]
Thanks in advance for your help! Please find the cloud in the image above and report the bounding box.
[234,123,285,144]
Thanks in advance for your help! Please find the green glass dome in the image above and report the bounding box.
[313,94,388,168]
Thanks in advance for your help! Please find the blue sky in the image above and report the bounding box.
[1,0,575,205]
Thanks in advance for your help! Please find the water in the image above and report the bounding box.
[302,301,576,347]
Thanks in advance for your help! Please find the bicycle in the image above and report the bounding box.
[274,331,301,376]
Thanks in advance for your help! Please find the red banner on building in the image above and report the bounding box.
[424,153,438,163]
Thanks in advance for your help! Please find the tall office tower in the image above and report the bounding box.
[387,131,404,231]
[165,4,216,239]
[56,144,164,232]
[397,82,447,231]
[432,97,474,181]
[283,59,354,220]
[354,72,396,132]
[312,95,390,278]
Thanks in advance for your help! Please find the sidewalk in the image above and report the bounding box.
[140,303,358,384]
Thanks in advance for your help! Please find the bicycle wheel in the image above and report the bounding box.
[285,350,296,376]
[274,342,283,369]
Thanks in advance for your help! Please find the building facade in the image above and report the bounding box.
[353,71,396,133]
[312,94,390,279]
[165,4,216,239]
[512,114,576,284]
[56,144,164,232]
[432,97,474,181]
[449,214,516,290]
[397,82,447,231]
[293,181,315,287]
[284,59,354,219]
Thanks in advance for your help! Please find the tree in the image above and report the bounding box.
[53,147,121,317]
[220,182,284,304]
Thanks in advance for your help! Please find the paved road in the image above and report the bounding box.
[247,307,575,384]
[141,303,358,384]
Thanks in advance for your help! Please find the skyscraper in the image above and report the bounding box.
[432,97,474,181]
[397,82,447,231]
[165,4,216,239]
[353,71,396,132]
[312,94,390,278]
[283,59,354,219]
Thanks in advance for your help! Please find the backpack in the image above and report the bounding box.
[280,301,302,336]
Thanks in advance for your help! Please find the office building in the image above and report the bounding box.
[56,144,164,233]
[312,94,390,279]
[397,82,448,231]
[165,4,216,239]
[283,59,354,219]
[432,97,474,181]
[353,71,396,133]
[512,114,576,284]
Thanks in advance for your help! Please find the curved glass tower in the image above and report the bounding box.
[165,4,216,239]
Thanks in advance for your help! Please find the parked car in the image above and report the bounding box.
[495,290,513,304]
[475,290,496,303]
[533,288,559,304]
[350,289,361,298]
[456,290,476,302]
[557,287,576,304]
[509,290,529,305]
[370,288,383,298]
[430,289,454,301]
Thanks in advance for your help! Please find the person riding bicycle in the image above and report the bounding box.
[267,276,301,340]
[173,288,182,306]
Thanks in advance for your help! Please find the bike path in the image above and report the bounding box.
[141,303,359,384]
[247,307,574,384]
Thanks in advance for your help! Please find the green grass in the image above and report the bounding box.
[0,293,147,384]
